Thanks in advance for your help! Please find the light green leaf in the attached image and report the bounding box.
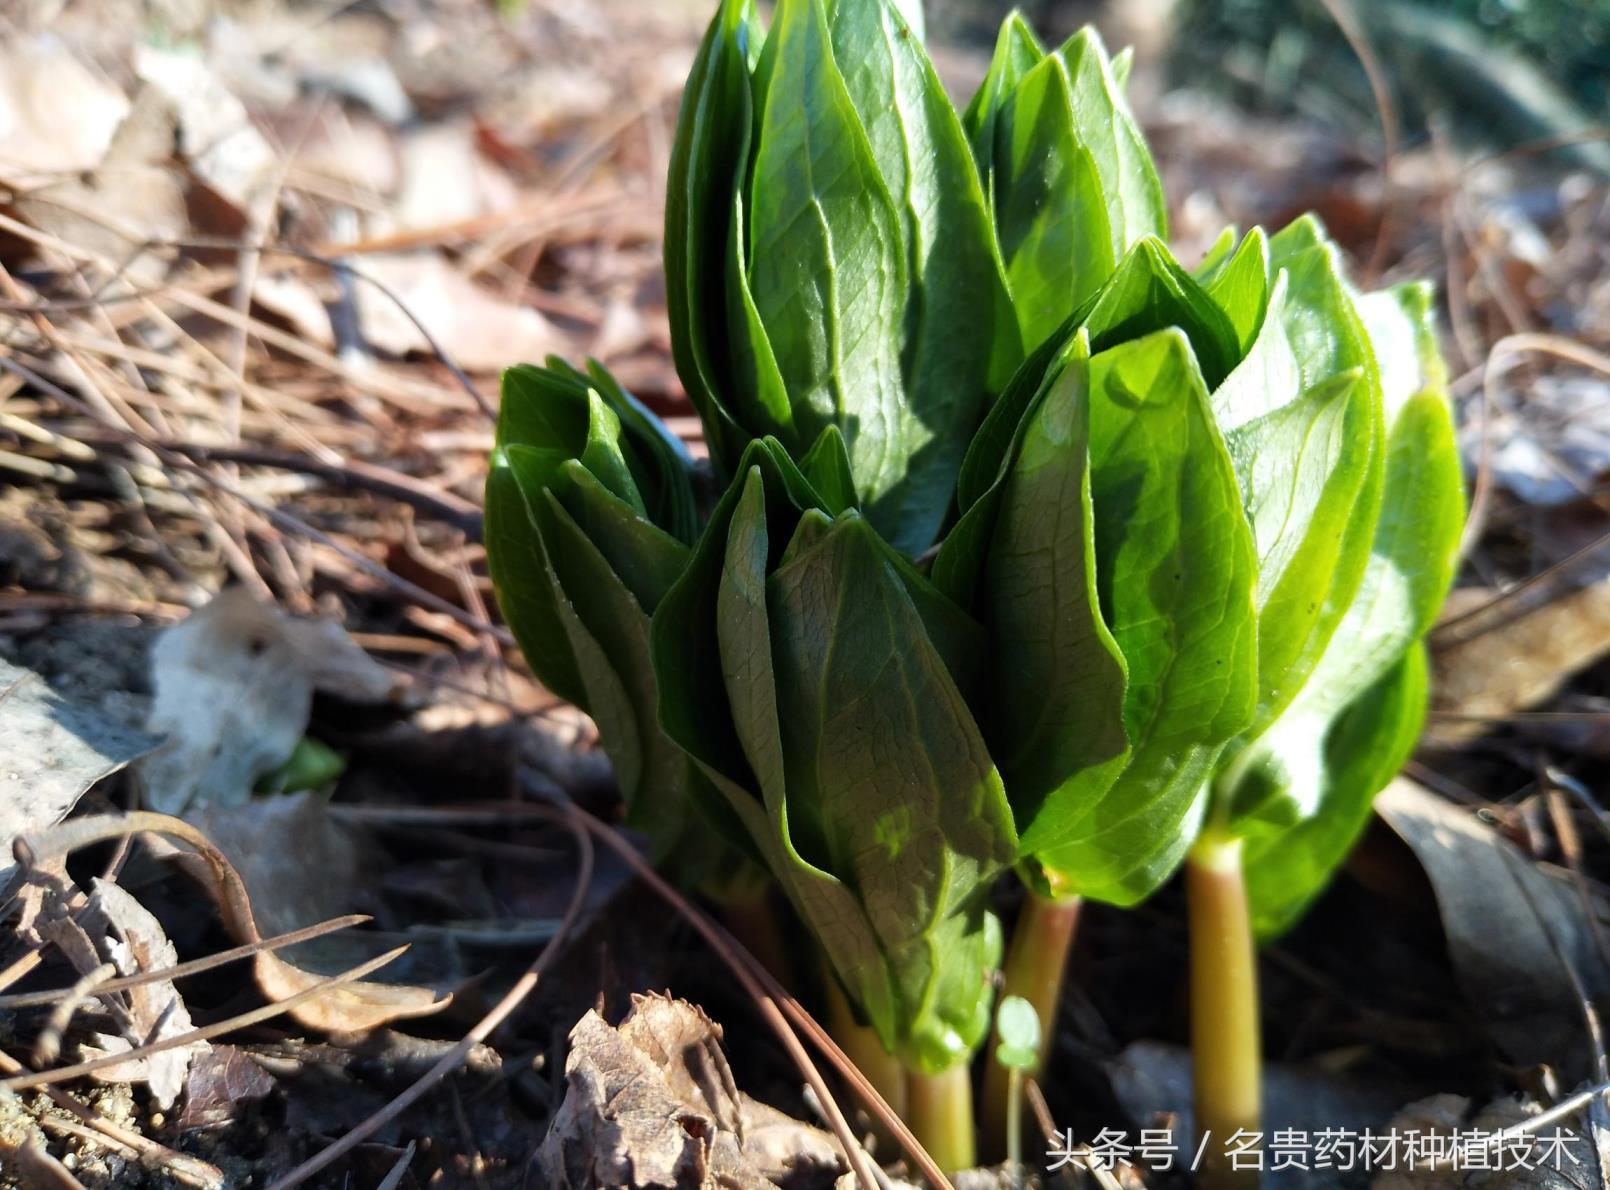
[1217,281,1463,828]
[1027,329,1259,905]
[1199,227,1269,353]
[830,0,1020,403]
[963,12,1046,182]
[988,28,1165,354]
[995,994,1042,1071]
[655,440,1016,1070]
[962,335,1130,831]
[1243,643,1429,939]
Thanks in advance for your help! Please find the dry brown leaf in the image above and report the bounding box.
[353,251,565,371]
[176,1046,277,1132]
[134,45,279,219]
[19,812,449,1035]
[1377,781,1610,1086]
[0,658,155,889]
[0,37,129,179]
[538,994,844,1189]
[76,879,209,1110]
[1430,583,1610,747]
[138,589,405,815]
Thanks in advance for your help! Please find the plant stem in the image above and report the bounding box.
[983,890,1082,1159]
[1187,833,1261,1190]
[718,881,794,987]
[1005,1066,1024,1184]
[905,1063,976,1174]
[821,971,908,1123]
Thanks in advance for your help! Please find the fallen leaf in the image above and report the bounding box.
[76,879,210,1110]
[134,45,279,220]
[1376,780,1610,1085]
[19,811,450,1034]
[0,658,155,889]
[538,993,844,1189]
[177,1046,277,1132]
[1377,1092,1602,1188]
[353,252,565,372]
[138,589,405,815]
[1430,583,1610,747]
[0,36,129,179]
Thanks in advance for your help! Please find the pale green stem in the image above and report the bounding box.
[1006,1067,1024,1185]
[1188,833,1261,1190]
[983,890,1082,1159]
[821,964,907,1126]
[905,1063,976,1175]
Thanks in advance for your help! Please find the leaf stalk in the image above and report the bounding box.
[1187,832,1261,1189]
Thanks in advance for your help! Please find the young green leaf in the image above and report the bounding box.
[653,441,1018,1070]
[1242,643,1429,938]
[1026,328,1259,905]
[944,335,1131,830]
[1216,281,1463,830]
[665,0,763,476]
[994,994,1042,1071]
[985,28,1166,353]
[962,12,1046,189]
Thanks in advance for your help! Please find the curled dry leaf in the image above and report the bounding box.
[138,589,405,815]
[538,993,843,1189]
[0,658,155,889]
[75,879,209,1111]
[17,812,448,1035]
[1376,780,1610,1086]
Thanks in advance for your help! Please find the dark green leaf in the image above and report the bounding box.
[798,424,858,515]
[665,0,763,476]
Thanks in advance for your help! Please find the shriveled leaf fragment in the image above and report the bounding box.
[177,1047,277,1132]
[20,812,449,1034]
[138,590,403,815]
[538,995,843,1189]
[0,659,155,888]
[75,879,209,1110]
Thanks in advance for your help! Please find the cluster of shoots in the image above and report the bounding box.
[486,0,1464,1182]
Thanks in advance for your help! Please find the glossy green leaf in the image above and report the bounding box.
[1198,227,1269,353]
[1217,281,1463,829]
[829,0,1020,400]
[1027,328,1259,905]
[1243,643,1429,939]
[1210,219,1384,731]
[963,12,1046,186]
[745,0,914,534]
[797,424,858,515]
